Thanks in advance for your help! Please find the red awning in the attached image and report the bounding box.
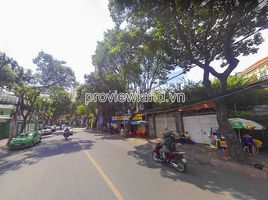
[176,100,216,112]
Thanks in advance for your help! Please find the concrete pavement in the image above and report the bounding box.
[1,128,268,200]
[0,138,8,150]
[123,136,268,179]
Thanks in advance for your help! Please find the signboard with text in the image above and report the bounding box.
[111,114,142,121]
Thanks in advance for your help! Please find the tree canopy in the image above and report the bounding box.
[108,0,268,162]
[109,0,268,91]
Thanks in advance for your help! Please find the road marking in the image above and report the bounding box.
[80,145,124,200]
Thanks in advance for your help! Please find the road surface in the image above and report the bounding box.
[0,128,268,200]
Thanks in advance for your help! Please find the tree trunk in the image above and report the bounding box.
[19,117,28,133]
[215,98,248,163]
[19,110,35,133]
[7,111,18,145]
[201,68,247,163]
[7,96,22,144]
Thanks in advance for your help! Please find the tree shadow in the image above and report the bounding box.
[0,137,94,175]
[128,142,268,200]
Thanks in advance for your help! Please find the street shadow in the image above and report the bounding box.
[0,137,94,175]
[128,142,268,200]
[41,134,54,139]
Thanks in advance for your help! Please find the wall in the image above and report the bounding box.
[0,121,10,139]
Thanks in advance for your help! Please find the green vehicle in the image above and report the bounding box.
[9,131,41,148]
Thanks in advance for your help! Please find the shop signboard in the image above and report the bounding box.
[111,114,142,122]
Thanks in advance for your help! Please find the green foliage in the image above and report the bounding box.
[37,87,71,125]
[33,51,76,88]
[109,0,268,91]
[0,52,32,89]
[1,51,77,134]
[92,27,176,92]
[76,104,87,116]
[212,74,250,89]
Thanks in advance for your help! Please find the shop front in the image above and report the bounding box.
[111,114,148,137]
[0,104,13,139]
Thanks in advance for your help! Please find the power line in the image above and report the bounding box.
[151,70,186,90]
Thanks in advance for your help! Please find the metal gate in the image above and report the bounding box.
[183,114,218,144]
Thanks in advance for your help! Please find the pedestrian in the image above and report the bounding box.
[120,127,125,137]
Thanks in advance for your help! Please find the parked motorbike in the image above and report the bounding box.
[152,130,187,172]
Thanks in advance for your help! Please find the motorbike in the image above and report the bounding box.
[63,129,70,140]
[152,131,187,173]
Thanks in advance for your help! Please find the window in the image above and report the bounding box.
[0,111,4,115]
[260,70,267,79]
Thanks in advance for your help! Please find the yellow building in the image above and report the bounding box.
[242,56,268,81]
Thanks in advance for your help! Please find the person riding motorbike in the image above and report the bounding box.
[63,127,70,139]
[160,128,176,160]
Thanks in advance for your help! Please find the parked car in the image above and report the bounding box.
[55,126,61,131]
[49,125,56,132]
[41,126,52,135]
[9,131,41,148]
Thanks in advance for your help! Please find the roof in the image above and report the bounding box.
[242,56,268,75]
[176,100,216,112]
[144,78,268,115]
[145,100,216,115]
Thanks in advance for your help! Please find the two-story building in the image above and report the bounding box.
[0,104,13,139]
[242,56,268,81]
[0,89,38,139]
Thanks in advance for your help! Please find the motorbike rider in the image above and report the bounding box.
[64,127,70,137]
[160,128,176,160]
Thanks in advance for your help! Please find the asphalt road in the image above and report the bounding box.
[1,128,268,200]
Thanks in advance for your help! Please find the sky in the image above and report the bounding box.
[0,0,267,84]
[0,0,115,83]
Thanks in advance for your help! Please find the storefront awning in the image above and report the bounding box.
[111,120,148,125]
[177,100,216,112]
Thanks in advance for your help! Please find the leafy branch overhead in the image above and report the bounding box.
[109,0,268,91]
[1,51,76,139]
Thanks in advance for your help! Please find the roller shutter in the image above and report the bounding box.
[155,113,176,138]
[183,114,218,144]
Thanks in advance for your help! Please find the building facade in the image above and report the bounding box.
[242,56,268,81]
[146,100,218,144]
[0,104,13,139]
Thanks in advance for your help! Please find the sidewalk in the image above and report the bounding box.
[0,138,8,150]
[145,138,268,180]
[76,130,268,179]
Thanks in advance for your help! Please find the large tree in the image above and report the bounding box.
[83,71,126,130]
[0,52,32,89]
[7,51,76,143]
[92,27,179,132]
[93,28,176,92]
[109,0,268,162]
[37,87,71,126]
